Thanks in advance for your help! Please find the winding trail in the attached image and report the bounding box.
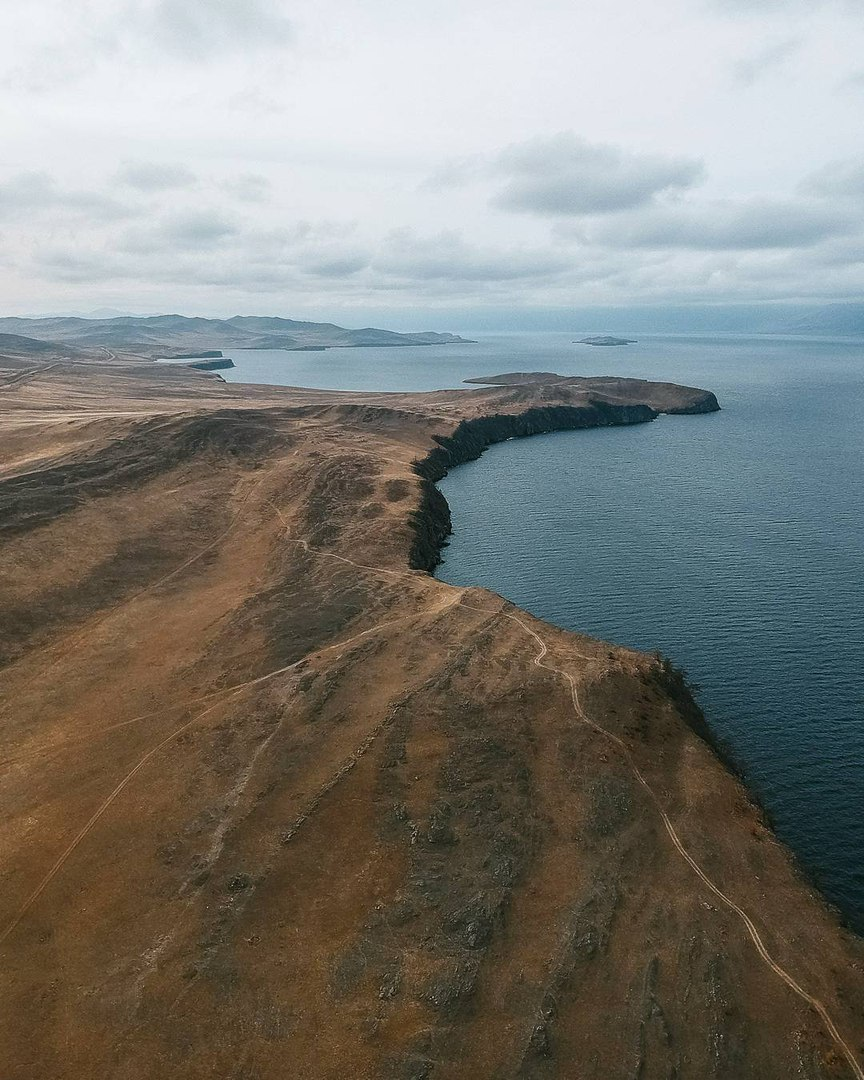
[258,507,864,1077]
[476,600,864,1080]
[0,607,417,947]
[0,471,272,715]
[0,362,65,388]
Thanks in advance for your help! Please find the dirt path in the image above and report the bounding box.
[489,602,864,1080]
[0,603,434,948]
[0,361,65,387]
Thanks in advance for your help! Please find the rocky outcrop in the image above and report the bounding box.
[575,336,636,346]
[187,358,235,371]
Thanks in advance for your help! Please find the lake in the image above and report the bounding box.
[223,331,864,931]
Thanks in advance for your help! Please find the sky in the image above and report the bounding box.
[1,0,864,325]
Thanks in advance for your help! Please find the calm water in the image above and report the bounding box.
[223,332,864,930]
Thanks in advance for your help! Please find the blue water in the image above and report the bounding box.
[223,332,864,930]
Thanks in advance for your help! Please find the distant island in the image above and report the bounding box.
[575,335,637,346]
[0,313,475,361]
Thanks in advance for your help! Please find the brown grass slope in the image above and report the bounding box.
[0,360,862,1080]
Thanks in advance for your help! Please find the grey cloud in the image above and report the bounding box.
[8,0,294,90]
[488,134,704,216]
[802,158,864,199]
[300,253,370,278]
[116,161,198,191]
[421,155,485,192]
[0,172,58,212]
[166,210,239,244]
[140,0,293,60]
[838,69,864,91]
[118,210,240,254]
[587,197,853,250]
[732,38,801,85]
[0,170,133,221]
[711,0,855,12]
[223,174,272,203]
[33,248,125,284]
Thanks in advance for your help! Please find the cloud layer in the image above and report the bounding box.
[1,0,864,315]
[489,135,704,215]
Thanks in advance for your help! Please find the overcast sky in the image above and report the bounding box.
[1,0,863,322]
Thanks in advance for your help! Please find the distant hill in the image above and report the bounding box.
[0,333,90,362]
[0,315,474,356]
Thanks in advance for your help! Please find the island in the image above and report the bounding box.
[0,348,862,1080]
[575,335,637,346]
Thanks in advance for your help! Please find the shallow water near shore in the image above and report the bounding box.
[224,331,864,931]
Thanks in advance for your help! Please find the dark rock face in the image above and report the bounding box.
[409,401,657,571]
[187,358,235,371]
[662,390,720,414]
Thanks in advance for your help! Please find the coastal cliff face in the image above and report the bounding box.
[0,361,861,1080]
[409,401,658,572]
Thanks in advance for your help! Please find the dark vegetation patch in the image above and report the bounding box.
[585,776,633,839]
[321,627,546,1071]
[202,554,374,680]
[514,880,623,1078]
[384,479,412,502]
[302,455,378,547]
[0,410,289,539]
[0,508,223,666]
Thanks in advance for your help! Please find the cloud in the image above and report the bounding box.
[5,0,294,90]
[487,134,704,216]
[711,0,855,13]
[299,252,370,278]
[117,210,240,254]
[802,158,864,199]
[586,197,853,250]
[115,161,198,191]
[0,170,133,221]
[222,174,272,203]
[837,69,864,92]
[732,38,801,85]
[138,0,293,60]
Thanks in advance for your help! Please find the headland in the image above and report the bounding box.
[0,347,861,1079]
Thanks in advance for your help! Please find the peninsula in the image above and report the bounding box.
[1,346,862,1080]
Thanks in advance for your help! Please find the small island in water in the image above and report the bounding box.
[575,335,637,346]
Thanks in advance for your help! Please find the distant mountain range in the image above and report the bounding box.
[0,314,474,358]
